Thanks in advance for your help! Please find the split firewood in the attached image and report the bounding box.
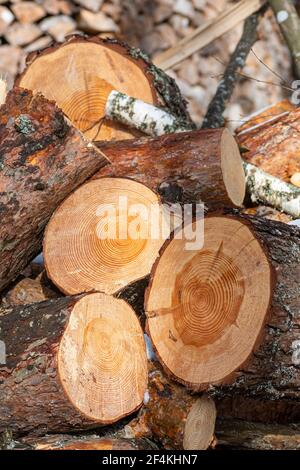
[43,178,167,296]
[0,86,109,293]
[17,36,193,142]
[96,129,246,208]
[126,366,217,451]
[215,419,300,450]
[159,213,300,401]
[18,435,157,451]
[0,293,147,435]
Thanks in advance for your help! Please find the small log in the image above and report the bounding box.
[44,178,167,296]
[96,129,246,208]
[0,293,147,435]
[145,215,273,390]
[237,103,300,183]
[216,418,300,450]
[19,435,156,451]
[17,36,193,142]
[0,87,109,293]
[126,366,216,450]
[1,276,58,307]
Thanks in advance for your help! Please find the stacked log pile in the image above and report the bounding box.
[0,0,291,124]
[0,3,300,453]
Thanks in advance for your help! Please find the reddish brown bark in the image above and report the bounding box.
[0,296,100,436]
[210,213,300,403]
[215,418,300,450]
[126,365,216,450]
[18,435,156,451]
[237,102,300,182]
[96,128,245,208]
[0,87,109,293]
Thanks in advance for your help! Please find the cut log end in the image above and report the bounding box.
[220,129,245,207]
[146,216,273,389]
[44,178,166,295]
[17,37,160,142]
[58,292,147,424]
[183,396,217,450]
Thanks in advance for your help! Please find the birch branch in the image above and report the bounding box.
[244,162,300,217]
[104,90,300,218]
[105,91,193,137]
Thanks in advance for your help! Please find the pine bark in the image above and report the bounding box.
[0,87,109,293]
[211,213,300,402]
[0,296,103,436]
[96,129,244,208]
[126,365,216,450]
[216,418,300,450]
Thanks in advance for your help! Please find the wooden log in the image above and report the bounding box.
[237,102,300,183]
[0,87,109,294]
[215,418,300,450]
[17,36,193,142]
[125,366,216,450]
[145,215,273,390]
[44,177,167,296]
[1,276,58,307]
[96,129,246,208]
[203,214,300,402]
[19,435,156,451]
[0,293,147,436]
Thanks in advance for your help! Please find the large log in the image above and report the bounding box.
[96,129,246,208]
[0,293,147,436]
[43,178,167,296]
[209,214,300,402]
[17,36,193,142]
[145,214,300,399]
[0,87,109,293]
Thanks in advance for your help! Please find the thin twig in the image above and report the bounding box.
[202,11,261,129]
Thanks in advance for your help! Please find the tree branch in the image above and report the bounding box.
[202,12,261,129]
[269,0,300,79]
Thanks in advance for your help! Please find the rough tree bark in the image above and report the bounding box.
[0,87,109,293]
[215,418,300,450]
[210,213,300,402]
[0,293,147,436]
[17,36,194,142]
[125,365,217,450]
[96,129,245,209]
